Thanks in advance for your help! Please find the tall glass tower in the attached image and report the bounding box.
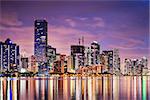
[34,19,47,73]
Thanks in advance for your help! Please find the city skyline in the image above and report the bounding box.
[0,1,149,66]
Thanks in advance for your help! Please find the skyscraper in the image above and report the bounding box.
[31,55,38,72]
[113,49,120,73]
[71,45,84,70]
[102,50,113,72]
[34,19,48,72]
[0,38,20,72]
[47,45,56,71]
[84,47,91,66]
[90,41,100,65]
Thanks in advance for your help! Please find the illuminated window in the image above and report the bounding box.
[37,23,40,25]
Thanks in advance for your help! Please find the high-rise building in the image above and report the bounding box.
[102,50,113,72]
[47,45,56,71]
[124,58,132,74]
[53,54,67,73]
[90,41,100,65]
[31,55,38,72]
[100,53,109,72]
[113,49,121,73]
[0,38,20,72]
[66,55,73,72]
[71,45,84,70]
[60,54,67,73]
[124,58,139,75]
[84,47,91,66]
[34,19,48,72]
[140,56,148,69]
[21,57,28,69]
[124,57,148,75]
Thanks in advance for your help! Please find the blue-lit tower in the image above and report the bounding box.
[34,19,48,73]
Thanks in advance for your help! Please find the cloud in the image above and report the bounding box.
[89,17,105,28]
[55,16,105,28]
[107,32,145,49]
[65,18,76,27]
[93,17,103,21]
[0,12,23,26]
[76,17,88,21]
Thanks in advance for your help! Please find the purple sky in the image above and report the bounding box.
[0,1,149,65]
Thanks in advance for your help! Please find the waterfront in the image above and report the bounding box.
[0,76,150,100]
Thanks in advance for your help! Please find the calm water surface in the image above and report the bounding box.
[0,76,150,100]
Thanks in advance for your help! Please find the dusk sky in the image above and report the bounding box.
[0,1,149,65]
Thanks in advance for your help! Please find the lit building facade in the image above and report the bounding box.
[90,41,100,65]
[21,57,28,69]
[31,55,38,72]
[47,45,56,71]
[34,19,48,72]
[100,53,109,72]
[113,49,121,73]
[124,58,138,75]
[66,55,73,72]
[53,54,67,73]
[102,50,113,72]
[140,57,148,69]
[84,47,91,66]
[71,45,84,70]
[0,38,20,72]
[124,57,148,75]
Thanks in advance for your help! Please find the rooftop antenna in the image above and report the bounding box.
[82,36,84,46]
[22,49,26,57]
[78,38,81,45]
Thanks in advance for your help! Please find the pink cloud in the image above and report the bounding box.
[65,18,76,27]
[0,12,23,26]
[85,17,105,28]
[62,17,105,28]
[108,32,144,48]
[76,17,88,21]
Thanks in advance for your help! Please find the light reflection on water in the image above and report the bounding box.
[0,76,150,100]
